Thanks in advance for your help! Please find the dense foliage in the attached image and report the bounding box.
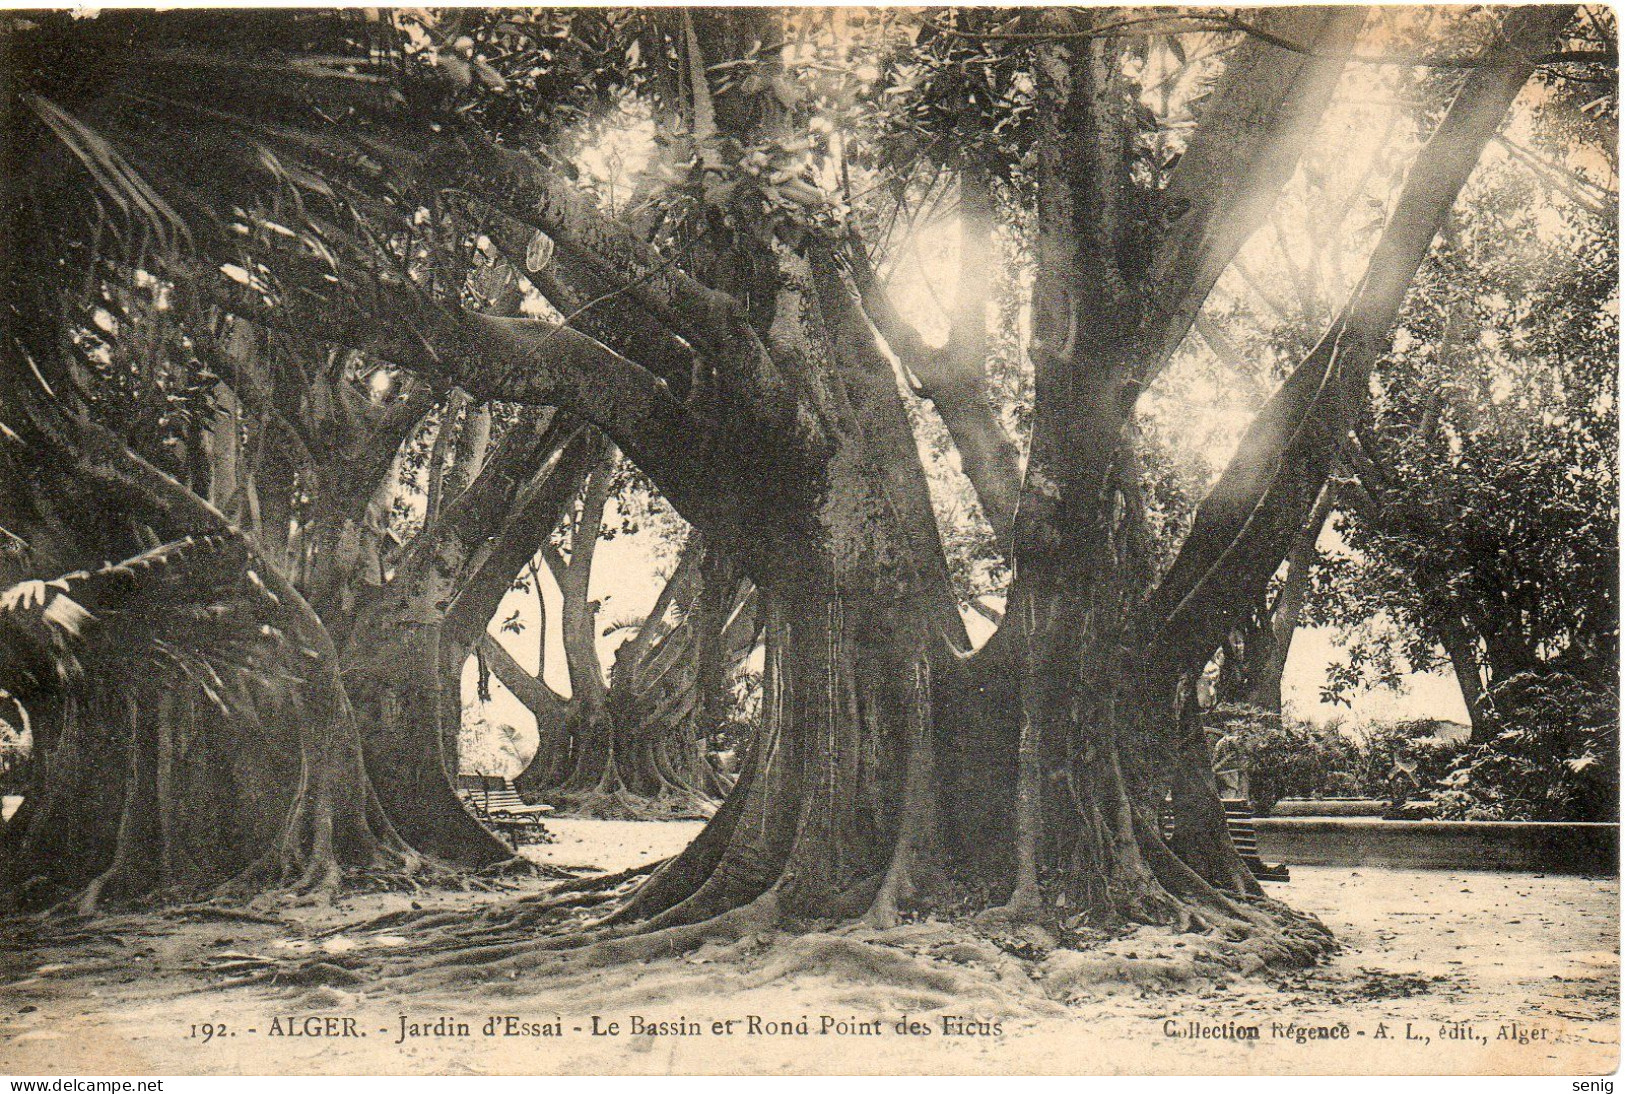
[1429,673,1620,822]
[1213,706,1470,814]
[1219,676,1621,822]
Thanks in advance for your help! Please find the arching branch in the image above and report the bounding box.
[1133,6,1367,387]
[1137,4,1576,675]
[479,632,568,725]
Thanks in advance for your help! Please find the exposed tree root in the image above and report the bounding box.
[547,784,717,823]
[162,905,288,926]
[531,735,723,822]
[188,864,1332,1015]
[544,858,667,894]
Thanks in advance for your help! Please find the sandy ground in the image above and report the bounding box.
[0,818,1616,1076]
[525,818,706,875]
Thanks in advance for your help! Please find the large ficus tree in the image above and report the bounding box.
[0,7,1606,965]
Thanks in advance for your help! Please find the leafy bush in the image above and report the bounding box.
[1213,677,1617,823]
[1210,705,1360,814]
[1213,708,1478,813]
[459,703,529,777]
[711,665,762,760]
[1347,719,1471,807]
[0,715,29,796]
[1428,673,1619,822]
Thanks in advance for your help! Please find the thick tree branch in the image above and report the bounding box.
[1133,7,1366,386]
[445,419,601,653]
[422,389,469,529]
[475,207,703,392]
[567,449,617,588]
[443,144,798,426]
[342,411,571,681]
[208,260,751,553]
[1137,4,1574,676]
[848,168,1025,547]
[1494,133,1618,215]
[1269,482,1333,654]
[479,631,568,724]
[921,9,1601,70]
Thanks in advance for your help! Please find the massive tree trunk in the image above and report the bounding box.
[574,101,975,915]
[0,374,424,908]
[988,4,1566,932]
[619,572,941,926]
[342,411,581,867]
[343,4,1555,942]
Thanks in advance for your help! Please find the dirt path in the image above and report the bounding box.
[0,820,1615,1076]
[523,817,705,875]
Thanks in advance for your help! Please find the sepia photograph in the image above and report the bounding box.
[0,3,1617,1079]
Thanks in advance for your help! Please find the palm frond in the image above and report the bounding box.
[3,9,465,401]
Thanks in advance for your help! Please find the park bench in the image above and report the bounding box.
[456,774,555,847]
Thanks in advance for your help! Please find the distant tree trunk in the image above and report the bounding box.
[441,419,599,792]
[1342,459,1500,744]
[485,633,573,796]
[422,390,469,529]
[1434,608,1493,741]
[505,514,751,819]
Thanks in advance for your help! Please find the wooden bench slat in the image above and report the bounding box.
[459,777,555,847]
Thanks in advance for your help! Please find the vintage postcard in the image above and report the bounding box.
[0,4,1616,1079]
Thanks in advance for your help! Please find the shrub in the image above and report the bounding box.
[1427,673,1619,822]
[1347,719,1471,806]
[712,665,762,758]
[1212,709,1474,813]
[1210,705,1359,814]
[459,703,528,777]
[1213,678,1617,823]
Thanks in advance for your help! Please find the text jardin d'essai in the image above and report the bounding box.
[215,1013,1006,1042]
